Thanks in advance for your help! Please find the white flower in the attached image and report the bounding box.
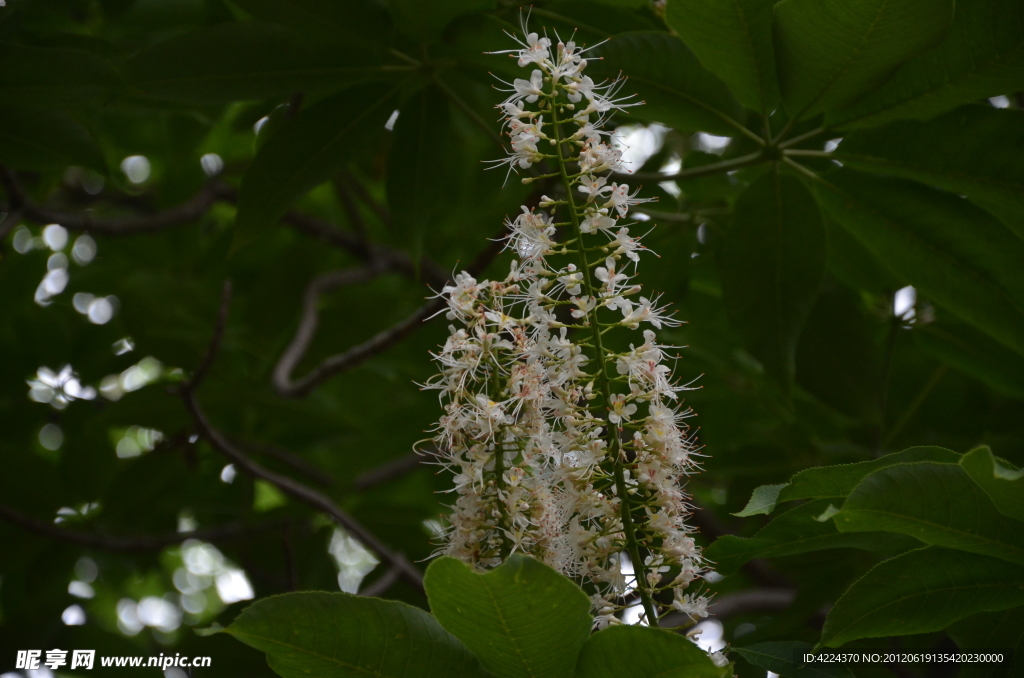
[512,69,545,103]
[607,394,637,424]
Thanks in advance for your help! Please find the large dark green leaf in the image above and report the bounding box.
[0,43,120,106]
[0,103,106,172]
[223,592,491,677]
[735,446,959,517]
[388,0,494,43]
[424,555,590,678]
[707,499,911,576]
[665,0,779,114]
[231,0,392,45]
[589,32,746,137]
[811,170,1024,357]
[126,22,395,104]
[235,83,400,238]
[836,106,1024,238]
[960,446,1024,522]
[575,626,731,678]
[819,547,1024,648]
[773,0,954,119]
[914,322,1024,401]
[831,0,1024,129]
[834,462,1024,565]
[733,641,855,678]
[719,170,825,385]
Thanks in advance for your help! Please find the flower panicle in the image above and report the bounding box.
[423,21,710,629]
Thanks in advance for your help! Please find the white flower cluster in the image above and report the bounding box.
[423,24,710,627]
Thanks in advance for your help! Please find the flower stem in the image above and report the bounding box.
[549,100,659,626]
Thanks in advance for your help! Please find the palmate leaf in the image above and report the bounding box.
[387,0,494,44]
[707,499,913,576]
[831,0,1024,129]
[575,626,731,678]
[719,170,825,386]
[235,83,400,241]
[386,87,452,259]
[834,462,1024,565]
[588,32,746,137]
[126,22,397,104]
[773,0,954,119]
[665,0,779,114]
[819,546,1024,648]
[223,592,491,678]
[960,446,1024,522]
[424,555,590,678]
[810,170,1024,358]
[835,105,1024,238]
[735,446,959,517]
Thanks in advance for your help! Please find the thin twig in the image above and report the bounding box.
[778,126,826,149]
[231,437,336,487]
[353,452,430,491]
[184,280,233,392]
[0,504,286,553]
[0,207,22,243]
[359,566,402,598]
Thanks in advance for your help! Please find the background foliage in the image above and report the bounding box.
[1,0,1023,676]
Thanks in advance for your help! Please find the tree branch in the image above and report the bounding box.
[180,282,424,590]
[273,229,506,398]
[0,504,287,553]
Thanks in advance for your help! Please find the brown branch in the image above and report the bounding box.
[232,437,336,487]
[2,165,231,235]
[180,283,424,590]
[0,504,286,553]
[1,165,448,288]
[353,452,427,491]
[0,207,21,243]
[273,230,505,398]
[359,566,402,598]
[183,390,424,590]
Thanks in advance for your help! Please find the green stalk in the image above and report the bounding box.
[548,93,659,625]
[489,345,512,559]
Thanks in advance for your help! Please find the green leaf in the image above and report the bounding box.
[835,106,1024,238]
[235,83,400,240]
[588,32,746,137]
[707,499,912,576]
[810,169,1024,357]
[830,0,1024,129]
[719,170,825,385]
[733,641,855,678]
[424,555,590,678]
[773,0,955,119]
[223,592,492,678]
[0,43,120,107]
[819,546,1024,648]
[230,0,392,46]
[736,446,959,516]
[947,607,1024,678]
[126,22,395,104]
[834,462,1024,565]
[665,0,779,113]
[0,103,106,172]
[386,87,452,258]
[914,321,1024,401]
[960,446,1024,522]
[388,0,495,44]
[575,626,731,678]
